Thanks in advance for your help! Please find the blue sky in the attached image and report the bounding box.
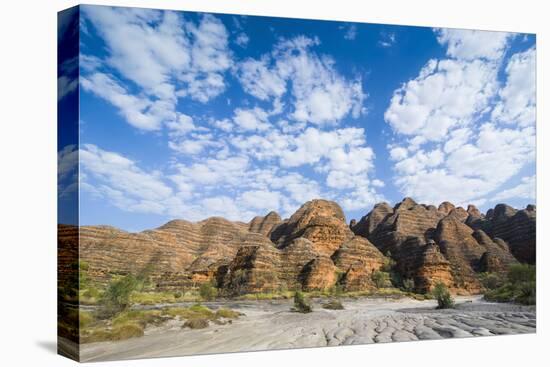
[58,5,536,231]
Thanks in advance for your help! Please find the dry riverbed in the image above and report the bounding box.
[79,295,536,362]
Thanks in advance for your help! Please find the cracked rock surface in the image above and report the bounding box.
[80,296,535,362]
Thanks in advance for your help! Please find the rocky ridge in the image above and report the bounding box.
[62,198,535,295]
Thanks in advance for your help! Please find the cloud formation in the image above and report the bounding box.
[385,29,535,207]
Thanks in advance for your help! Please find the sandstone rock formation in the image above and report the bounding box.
[61,197,534,296]
[352,198,529,293]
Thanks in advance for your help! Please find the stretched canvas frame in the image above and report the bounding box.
[58,4,536,362]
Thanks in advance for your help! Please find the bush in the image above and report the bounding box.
[111,323,144,340]
[100,274,140,317]
[402,278,415,292]
[292,291,312,313]
[508,264,536,284]
[371,270,391,288]
[215,308,241,319]
[79,310,95,328]
[478,272,503,290]
[174,291,182,299]
[183,318,209,329]
[199,282,218,301]
[485,265,536,305]
[322,299,344,310]
[432,282,454,309]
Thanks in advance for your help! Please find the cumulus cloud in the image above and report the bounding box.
[235,33,250,47]
[80,144,177,214]
[81,144,328,221]
[236,36,366,125]
[385,58,498,141]
[491,47,536,127]
[435,28,513,61]
[232,107,271,131]
[385,29,535,207]
[81,6,232,130]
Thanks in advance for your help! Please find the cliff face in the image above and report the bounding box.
[468,204,536,264]
[66,198,534,295]
[351,198,527,293]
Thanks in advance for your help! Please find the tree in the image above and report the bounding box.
[292,291,312,313]
[432,282,454,309]
[101,274,139,317]
[199,282,218,301]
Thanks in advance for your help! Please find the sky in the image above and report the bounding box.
[58,5,536,231]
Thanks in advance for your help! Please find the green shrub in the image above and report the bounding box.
[199,282,218,301]
[322,299,344,310]
[508,264,536,284]
[292,291,312,313]
[100,274,140,317]
[478,272,503,290]
[215,308,241,319]
[371,271,391,288]
[111,323,144,340]
[485,265,536,305]
[402,278,415,292]
[432,282,454,309]
[112,309,164,328]
[174,291,182,299]
[183,318,209,329]
[79,310,94,328]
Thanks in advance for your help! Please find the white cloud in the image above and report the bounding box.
[237,36,366,125]
[235,33,250,47]
[435,28,513,61]
[58,56,78,101]
[80,144,177,213]
[237,57,287,101]
[385,30,535,207]
[378,32,396,48]
[81,7,233,132]
[493,175,536,202]
[81,72,176,131]
[168,133,222,155]
[491,47,536,127]
[385,58,498,142]
[166,113,195,136]
[342,24,357,40]
[232,107,271,131]
[58,145,79,198]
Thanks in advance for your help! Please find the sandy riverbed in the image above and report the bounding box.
[78,295,536,362]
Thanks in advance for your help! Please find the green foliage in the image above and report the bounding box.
[329,283,344,297]
[111,309,164,328]
[478,272,503,290]
[292,291,312,313]
[507,264,536,284]
[484,265,536,305]
[402,278,415,292]
[79,261,90,289]
[432,282,454,309]
[228,269,248,296]
[199,282,218,301]
[322,299,344,310]
[371,270,391,288]
[100,274,140,317]
[173,291,182,299]
[381,254,396,272]
[79,310,95,328]
[215,308,241,319]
